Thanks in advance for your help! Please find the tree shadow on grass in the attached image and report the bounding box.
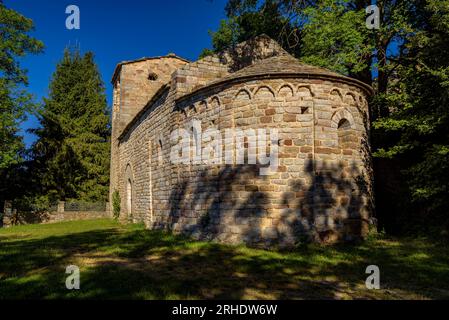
[0,226,448,299]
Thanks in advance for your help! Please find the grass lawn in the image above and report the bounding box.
[0,219,448,299]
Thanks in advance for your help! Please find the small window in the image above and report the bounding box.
[148,72,158,81]
[338,118,351,130]
[337,118,353,151]
[158,139,163,165]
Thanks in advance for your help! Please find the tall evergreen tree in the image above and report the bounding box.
[0,1,43,206]
[32,49,110,203]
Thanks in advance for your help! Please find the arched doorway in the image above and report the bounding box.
[124,164,133,220]
[126,178,132,215]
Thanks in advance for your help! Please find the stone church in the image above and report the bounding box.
[109,35,375,246]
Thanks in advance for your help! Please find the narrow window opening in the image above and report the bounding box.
[148,72,158,81]
[126,178,132,215]
[338,118,351,130]
[158,140,163,165]
[337,118,353,152]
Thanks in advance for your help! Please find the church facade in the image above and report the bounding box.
[109,35,375,246]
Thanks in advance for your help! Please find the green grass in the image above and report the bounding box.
[1,219,448,299]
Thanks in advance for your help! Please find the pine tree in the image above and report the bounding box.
[32,49,110,203]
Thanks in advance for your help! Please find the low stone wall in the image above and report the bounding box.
[42,211,110,224]
[1,200,111,227]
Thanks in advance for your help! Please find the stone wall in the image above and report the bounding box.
[110,36,375,246]
[1,201,110,227]
[172,34,288,100]
[41,211,110,224]
[110,56,189,207]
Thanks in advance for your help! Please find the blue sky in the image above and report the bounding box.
[5,0,227,147]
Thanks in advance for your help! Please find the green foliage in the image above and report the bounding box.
[300,0,374,78]
[366,225,387,242]
[31,49,111,203]
[112,190,121,220]
[0,2,43,204]
[202,0,302,58]
[373,1,449,230]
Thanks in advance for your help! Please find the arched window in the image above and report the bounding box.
[125,164,133,217]
[337,118,354,151]
[338,119,351,130]
[158,139,163,165]
[331,109,356,153]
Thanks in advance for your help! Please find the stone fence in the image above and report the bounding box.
[1,200,111,228]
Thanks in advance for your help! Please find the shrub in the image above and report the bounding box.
[112,190,121,220]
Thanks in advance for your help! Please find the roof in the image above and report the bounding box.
[115,36,374,140]
[226,54,343,79]
[184,54,373,98]
[111,54,190,84]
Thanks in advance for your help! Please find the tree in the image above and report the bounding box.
[0,2,43,205]
[373,1,449,233]
[206,0,420,116]
[200,0,302,58]
[32,49,111,203]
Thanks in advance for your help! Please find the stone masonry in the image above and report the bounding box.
[109,35,375,246]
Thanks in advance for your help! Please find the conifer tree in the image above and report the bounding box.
[32,49,110,203]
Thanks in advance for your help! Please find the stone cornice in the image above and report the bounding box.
[175,72,374,104]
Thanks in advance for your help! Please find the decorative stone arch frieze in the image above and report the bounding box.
[344,92,357,106]
[207,95,221,118]
[356,94,369,115]
[234,88,252,100]
[297,85,315,97]
[209,95,221,107]
[277,84,295,97]
[197,100,208,113]
[358,95,365,106]
[187,104,198,117]
[297,85,314,114]
[330,88,344,108]
[180,108,188,119]
[253,85,275,99]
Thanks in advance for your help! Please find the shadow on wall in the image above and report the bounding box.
[166,159,373,246]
